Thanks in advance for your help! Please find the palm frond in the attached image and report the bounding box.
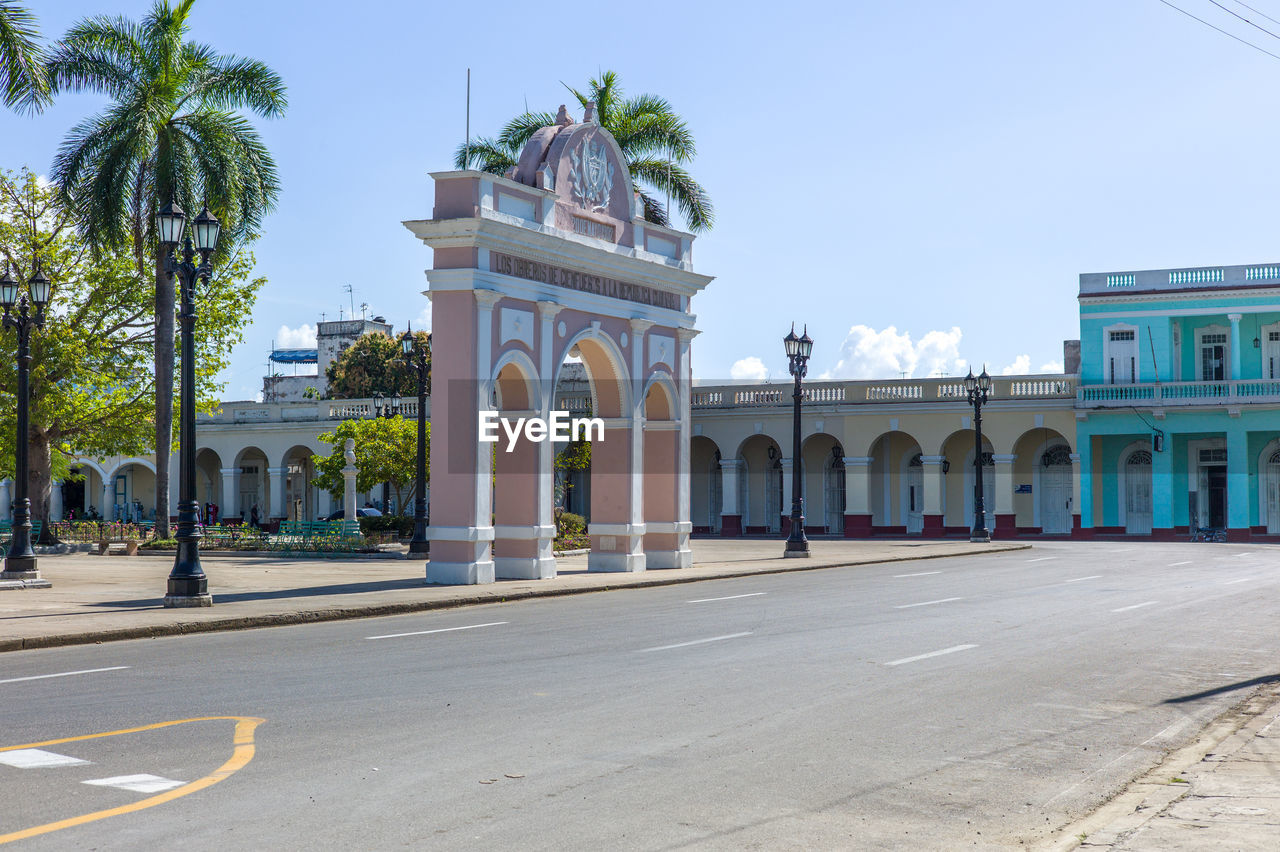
[0,2,50,111]
[453,136,518,174]
[187,52,287,117]
[611,94,695,161]
[496,111,558,151]
[44,15,144,101]
[629,157,714,232]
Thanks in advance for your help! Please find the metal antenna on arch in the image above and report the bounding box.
[343,283,354,318]
[464,68,471,170]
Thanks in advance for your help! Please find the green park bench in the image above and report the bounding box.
[0,519,43,546]
[271,520,363,554]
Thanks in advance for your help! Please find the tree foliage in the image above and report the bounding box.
[44,0,286,535]
[0,167,263,525]
[325,330,430,399]
[454,70,714,232]
[312,416,425,513]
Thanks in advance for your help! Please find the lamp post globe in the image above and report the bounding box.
[161,200,219,607]
[784,324,812,558]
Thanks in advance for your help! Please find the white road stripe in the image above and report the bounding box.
[1107,548,1133,554]
[894,597,964,609]
[83,774,184,794]
[1169,561,1193,566]
[639,632,752,653]
[1026,557,1057,563]
[1065,575,1103,583]
[1225,578,1251,585]
[687,593,766,603]
[366,621,508,640]
[885,644,978,667]
[893,571,941,578]
[1112,601,1158,613]
[0,749,90,769]
[0,666,129,685]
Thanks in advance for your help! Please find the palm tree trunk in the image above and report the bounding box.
[154,254,174,538]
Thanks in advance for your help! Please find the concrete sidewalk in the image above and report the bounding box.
[1046,681,1280,850]
[0,538,1027,652]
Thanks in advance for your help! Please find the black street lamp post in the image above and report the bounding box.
[157,200,220,607]
[373,390,402,514]
[400,326,429,554]
[783,324,813,558]
[964,367,993,543]
[1,263,52,586]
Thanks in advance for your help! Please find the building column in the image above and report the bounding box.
[0,479,11,519]
[1069,452,1083,535]
[779,457,794,534]
[493,406,555,580]
[426,289,499,584]
[1152,443,1175,539]
[1227,428,1250,540]
[843,456,873,537]
[219,467,237,520]
[532,301,565,577]
[267,466,287,521]
[673,328,697,566]
[992,454,1016,538]
[1229,313,1243,380]
[921,455,946,537]
[316,488,332,520]
[1075,439,1094,538]
[102,482,113,521]
[49,481,63,522]
[719,458,743,536]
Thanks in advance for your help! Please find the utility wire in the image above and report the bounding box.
[1230,0,1280,29]
[1155,0,1280,61]
[1210,0,1280,41]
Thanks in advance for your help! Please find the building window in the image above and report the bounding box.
[1105,326,1138,384]
[1199,330,1228,381]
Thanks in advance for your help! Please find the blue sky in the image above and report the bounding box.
[5,0,1280,396]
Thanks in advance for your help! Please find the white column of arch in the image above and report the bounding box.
[268,466,287,520]
[534,300,564,576]
[993,453,1016,537]
[673,327,697,563]
[0,479,10,519]
[220,467,237,519]
[780,458,794,525]
[921,455,946,521]
[49,482,63,521]
[719,459,741,519]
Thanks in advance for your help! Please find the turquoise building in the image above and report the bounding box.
[1076,263,1280,540]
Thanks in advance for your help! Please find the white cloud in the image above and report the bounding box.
[822,325,964,380]
[1040,359,1064,373]
[275,323,316,349]
[730,356,769,382]
[1000,355,1031,375]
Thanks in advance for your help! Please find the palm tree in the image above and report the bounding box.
[0,2,49,111]
[46,0,286,536]
[455,71,714,232]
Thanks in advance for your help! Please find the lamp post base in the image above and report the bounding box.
[784,539,811,558]
[970,529,991,543]
[163,593,213,608]
[2,555,39,578]
[408,539,429,555]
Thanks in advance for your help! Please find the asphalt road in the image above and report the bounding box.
[3,541,1280,850]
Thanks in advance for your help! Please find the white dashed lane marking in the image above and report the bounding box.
[82,774,184,794]
[0,666,129,685]
[885,645,978,667]
[1065,575,1102,583]
[1112,601,1158,613]
[894,571,941,578]
[366,621,508,640]
[639,633,752,653]
[894,597,963,609]
[1225,578,1251,585]
[0,749,90,769]
[1169,561,1193,567]
[687,593,766,603]
[1026,557,1056,563]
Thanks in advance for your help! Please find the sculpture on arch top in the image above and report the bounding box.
[405,102,714,585]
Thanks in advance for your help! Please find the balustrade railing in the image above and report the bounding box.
[690,376,1078,408]
[1077,379,1280,407]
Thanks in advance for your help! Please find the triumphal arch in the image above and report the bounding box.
[405,104,713,584]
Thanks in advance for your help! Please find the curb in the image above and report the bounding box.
[2,543,1031,653]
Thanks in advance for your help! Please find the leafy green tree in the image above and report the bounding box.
[44,0,286,534]
[0,2,48,111]
[325,330,430,399]
[455,70,714,231]
[312,416,425,514]
[0,167,263,530]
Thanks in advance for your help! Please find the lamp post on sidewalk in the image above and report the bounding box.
[1,263,51,586]
[372,390,402,514]
[400,325,430,554]
[783,324,813,558]
[157,200,221,607]
[964,367,993,543]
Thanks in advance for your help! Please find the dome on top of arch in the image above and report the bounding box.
[506,103,636,224]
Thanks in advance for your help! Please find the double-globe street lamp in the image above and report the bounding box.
[963,367,993,543]
[0,263,52,585]
[372,389,402,515]
[400,326,429,554]
[783,324,814,558]
[157,200,221,608]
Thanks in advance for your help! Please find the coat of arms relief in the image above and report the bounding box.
[569,136,615,213]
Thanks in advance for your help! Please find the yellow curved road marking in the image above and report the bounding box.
[0,715,265,845]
